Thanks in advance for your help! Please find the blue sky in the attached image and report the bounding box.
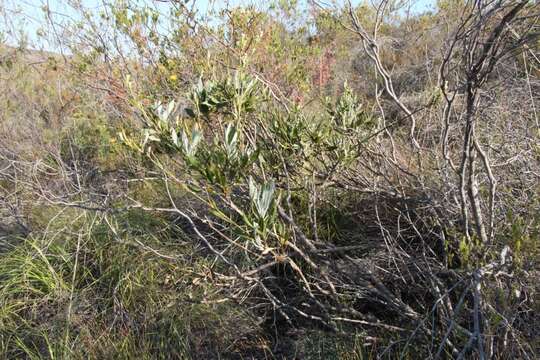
[1,0,435,49]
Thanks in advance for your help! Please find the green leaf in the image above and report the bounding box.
[249,177,275,219]
[224,123,238,160]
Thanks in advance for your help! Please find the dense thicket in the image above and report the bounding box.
[0,0,539,358]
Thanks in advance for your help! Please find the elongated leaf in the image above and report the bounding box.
[248,177,275,219]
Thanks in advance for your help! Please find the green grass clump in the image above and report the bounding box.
[0,208,267,359]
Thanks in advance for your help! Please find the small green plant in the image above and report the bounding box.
[327,83,372,131]
[187,73,261,119]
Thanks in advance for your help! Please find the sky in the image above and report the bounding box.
[1,0,436,50]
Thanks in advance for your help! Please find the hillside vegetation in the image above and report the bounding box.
[0,0,539,358]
